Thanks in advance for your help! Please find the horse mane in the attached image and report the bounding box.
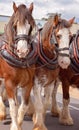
[4,14,15,46]
[41,18,54,48]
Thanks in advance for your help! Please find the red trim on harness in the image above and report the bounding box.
[37,31,49,64]
[73,41,79,64]
[0,44,18,58]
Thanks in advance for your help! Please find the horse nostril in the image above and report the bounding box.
[61,61,64,64]
[26,50,29,54]
[17,49,20,52]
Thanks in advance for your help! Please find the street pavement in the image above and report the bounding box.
[0,93,79,130]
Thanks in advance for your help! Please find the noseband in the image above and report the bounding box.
[10,34,32,54]
[14,34,31,42]
[56,47,70,57]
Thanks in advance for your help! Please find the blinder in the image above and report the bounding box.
[50,31,58,46]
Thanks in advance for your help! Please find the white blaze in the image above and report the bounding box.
[58,28,70,69]
[16,21,30,58]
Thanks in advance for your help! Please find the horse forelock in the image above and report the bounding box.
[15,4,35,28]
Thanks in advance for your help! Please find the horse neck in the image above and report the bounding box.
[40,27,55,58]
[41,38,55,59]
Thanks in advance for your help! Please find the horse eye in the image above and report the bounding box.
[13,25,17,32]
[57,34,62,39]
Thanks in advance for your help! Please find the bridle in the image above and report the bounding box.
[14,34,31,42]
[0,26,39,68]
[52,27,70,58]
[4,23,35,56]
[11,34,32,52]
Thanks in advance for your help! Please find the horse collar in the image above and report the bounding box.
[0,41,38,68]
[70,30,79,73]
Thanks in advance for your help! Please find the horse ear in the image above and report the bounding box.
[29,2,33,13]
[68,17,75,25]
[13,2,17,13]
[53,14,59,26]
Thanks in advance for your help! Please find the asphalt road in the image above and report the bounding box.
[0,93,79,130]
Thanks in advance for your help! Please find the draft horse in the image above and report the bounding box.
[56,26,79,125]
[51,23,79,125]
[27,15,74,130]
[0,2,37,130]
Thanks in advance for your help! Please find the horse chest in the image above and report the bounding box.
[70,75,79,88]
[60,67,79,88]
[35,68,58,87]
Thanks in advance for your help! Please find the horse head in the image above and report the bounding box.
[53,14,75,69]
[5,2,36,59]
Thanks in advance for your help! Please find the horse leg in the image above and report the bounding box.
[44,84,54,111]
[5,80,19,130]
[25,95,35,117]
[17,85,33,129]
[19,88,34,117]
[59,82,73,125]
[33,77,47,130]
[0,78,6,120]
[2,87,7,101]
[51,78,61,117]
[17,88,28,125]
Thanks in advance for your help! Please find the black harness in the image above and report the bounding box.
[70,30,79,73]
[0,27,72,70]
[36,30,59,70]
[0,29,59,69]
[0,34,38,68]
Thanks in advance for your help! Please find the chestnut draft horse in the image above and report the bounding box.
[0,2,37,130]
[50,23,79,126]
[57,27,79,125]
[26,15,75,130]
